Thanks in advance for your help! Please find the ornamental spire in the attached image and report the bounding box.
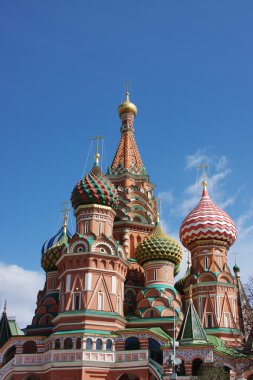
[108,89,145,176]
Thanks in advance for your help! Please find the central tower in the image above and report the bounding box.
[107,92,158,315]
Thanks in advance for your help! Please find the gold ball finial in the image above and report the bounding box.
[202,179,207,189]
[95,152,100,166]
[118,91,137,118]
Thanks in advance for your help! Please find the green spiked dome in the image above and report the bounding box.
[135,224,183,267]
[71,154,119,210]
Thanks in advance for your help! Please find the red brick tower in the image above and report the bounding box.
[178,179,241,345]
[107,92,158,315]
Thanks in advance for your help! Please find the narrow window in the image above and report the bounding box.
[116,297,120,313]
[206,313,212,328]
[98,222,102,235]
[224,313,230,328]
[111,276,116,294]
[154,270,157,281]
[98,292,104,311]
[73,293,80,310]
[204,256,209,270]
[86,338,92,350]
[66,274,71,292]
[85,273,92,290]
[84,221,89,234]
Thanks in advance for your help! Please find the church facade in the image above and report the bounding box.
[0,93,253,380]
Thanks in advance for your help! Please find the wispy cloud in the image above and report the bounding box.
[185,147,210,169]
[0,263,44,328]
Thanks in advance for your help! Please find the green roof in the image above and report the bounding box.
[178,299,207,344]
[207,335,245,357]
[8,320,24,336]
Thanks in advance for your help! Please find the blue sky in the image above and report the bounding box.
[0,1,253,326]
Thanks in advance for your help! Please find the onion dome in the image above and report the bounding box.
[180,181,237,250]
[233,263,240,274]
[118,91,137,117]
[135,224,183,267]
[71,154,119,210]
[41,225,71,272]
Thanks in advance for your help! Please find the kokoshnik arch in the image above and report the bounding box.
[0,92,253,380]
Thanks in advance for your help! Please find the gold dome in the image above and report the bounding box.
[118,91,137,117]
[135,225,183,267]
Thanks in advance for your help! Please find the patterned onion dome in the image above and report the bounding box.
[41,226,71,272]
[180,182,237,249]
[135,224,183,267]
[71,156,119,210]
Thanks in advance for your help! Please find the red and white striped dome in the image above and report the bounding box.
[180,183,237,249]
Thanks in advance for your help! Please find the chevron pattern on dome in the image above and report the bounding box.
[180,186,237,249]
[71,164,118,210]
[135,225,183,267]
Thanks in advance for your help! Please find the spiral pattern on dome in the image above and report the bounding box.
[135,225,183,267]
[41,227,71,272]
[180,185,237,249]
[71,165,118,210]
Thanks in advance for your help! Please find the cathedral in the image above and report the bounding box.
[0,92,253,380]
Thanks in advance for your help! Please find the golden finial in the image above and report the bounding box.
[95,152,100,166]
[91,136,104,166]
[197,162,208,189]
[61,201,71,235]
[189,285,193,301]
[118,83,137,117]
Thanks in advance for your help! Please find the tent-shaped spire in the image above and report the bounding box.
[108,91,146,176]
[0,302,11,348]
[178,288,207,344]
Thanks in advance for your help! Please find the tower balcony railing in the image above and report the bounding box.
[13,349,148,367]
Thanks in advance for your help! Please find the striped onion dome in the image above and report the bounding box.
[135,224,183,267]
[180,182,237,249]
[71,158,118,210]
[41,227,72,272]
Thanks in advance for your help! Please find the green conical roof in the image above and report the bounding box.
[178,297,207,344]
[0,307,11,348]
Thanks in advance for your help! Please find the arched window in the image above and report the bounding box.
[23,341,37,354]
[148,338,162,364]
[86,338,92,350]
[55,339,61,349]
[76,337,82,349]
[64,337,73,349]
[2,346,16,365]
[192,358,203,376]
[96,338,103,350]
[175,360,185,375]
[125,337,140,351]
[106,339,112,350]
